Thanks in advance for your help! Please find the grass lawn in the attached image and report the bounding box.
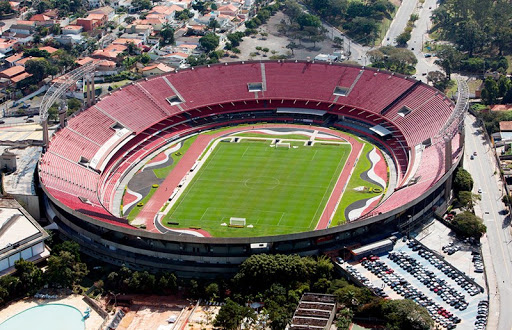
[330,144,385,226]
[152,136,198,179]
[163,140,350,237]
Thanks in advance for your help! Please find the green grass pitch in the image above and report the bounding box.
[162,140,350,237]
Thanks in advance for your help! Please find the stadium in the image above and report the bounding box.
[39,61,466,277]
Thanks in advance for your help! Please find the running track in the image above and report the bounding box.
[134,124,364,233]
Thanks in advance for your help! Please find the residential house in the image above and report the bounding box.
[10,72,32,85]
[134,18,166,31]
[216,3,239,16]
[113,38,144,48]
[159,52,188,68]
[29,14,55,26]
[0,66,26,85]
[5,53,23,67]
[91,43,127,62]
[148,5,185,21]
[15,56,42,67]
[141,63,173,76]
[76,13,107,31]
[0,39,18,55]
[90,6,116,21]
[9,21,36,35]
[39,46,58,54]
[167,0,193,9]
[54,34,84,45]
[62,25,83,35]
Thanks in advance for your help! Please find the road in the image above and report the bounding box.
[382,0,419,47]
[464,114,512,330]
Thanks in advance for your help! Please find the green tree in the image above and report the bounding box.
[124,16,136,24]
[382,299,433,330]
[457,190,481,210]
[14,259,43,294]
[395,31,411,47]
[452,211,487,238]
[160,23,175,45]
[368,46,417,74]
[52,240,82,261]
[25,59,49,80]
[481,77,499,105]
[205,283,219,300]
[132,0,151,10]
[0,1,13,16]
[45,251,89,289]
[199,33,220,52]
[214,298,255,329]
[434,45,463,80]
[453,168,474,192]
[208,19,220,32]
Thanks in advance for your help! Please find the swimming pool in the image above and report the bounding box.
[0,304,85,330]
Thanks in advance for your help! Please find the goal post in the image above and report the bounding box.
[229,217,246,228]
[275,142,291,149]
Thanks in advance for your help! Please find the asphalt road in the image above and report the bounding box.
[382,0,419,47]
[464,115,512,330]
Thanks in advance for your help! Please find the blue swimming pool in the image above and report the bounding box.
[0,304,85,330]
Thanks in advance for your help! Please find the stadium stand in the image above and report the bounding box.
[40,61,459,232]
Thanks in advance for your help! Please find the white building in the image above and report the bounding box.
[0,199,50,276]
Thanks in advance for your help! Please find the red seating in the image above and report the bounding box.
[95,87,168,132]
[39,62,457,229]
[67,106,117,145]
[48,128,98,163]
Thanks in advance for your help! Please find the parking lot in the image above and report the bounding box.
[339,237,488,330]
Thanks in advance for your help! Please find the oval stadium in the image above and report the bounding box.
[39,61,466,277]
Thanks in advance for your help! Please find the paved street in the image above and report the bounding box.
[382,0,419,47]
[464,115,512,330]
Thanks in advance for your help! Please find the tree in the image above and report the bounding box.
[427,71,450,91]
[45,251,88,288]
[205,283,219,300]
[160,23,175,45]
[0,1,13,16]
[140,53,150,64]
[368,46,417,74]
[208,19,220,32]
[481,77,499,105]
[52,240,81,261]
[434,45,463,80]
[67,98,82,115]
[132,0,151,10]
[395,31,411,47]
[453,168,473,192]
[199,33,220,52]
[124,16,136,24]
[457,190,480,210]
[25,58,51,81]
[452,211,487,238]
[382,299,433,330]
[214,298,255,329]
[14,259,43,294]
[286,42,298,55]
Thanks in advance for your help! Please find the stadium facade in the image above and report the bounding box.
[39,61,466,277]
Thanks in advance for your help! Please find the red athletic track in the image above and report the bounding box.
[135,124,363,235]
[315,137,363,230]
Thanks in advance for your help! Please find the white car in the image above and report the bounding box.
[478,188,482,193]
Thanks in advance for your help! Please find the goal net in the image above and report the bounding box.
[229,217,246,227]
[275,142,291,148]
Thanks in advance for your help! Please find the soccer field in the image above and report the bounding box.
[163,139,350,237]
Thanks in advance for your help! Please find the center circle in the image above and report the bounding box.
[244,176,280,189]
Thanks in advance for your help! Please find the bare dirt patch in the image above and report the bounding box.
[224,11,338,62]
